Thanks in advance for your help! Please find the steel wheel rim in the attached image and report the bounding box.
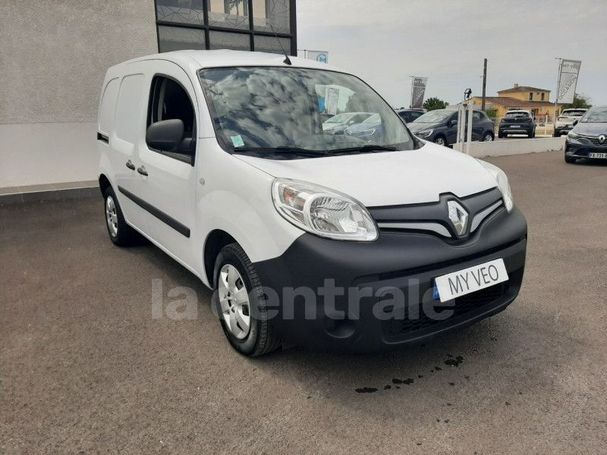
[436,137,446,146]
[105,196,118,237]
[218,264,251,340]
[484,134,494,142]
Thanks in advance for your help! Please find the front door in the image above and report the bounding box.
[135,62,200,270]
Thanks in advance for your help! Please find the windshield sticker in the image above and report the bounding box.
[230,135,245,147]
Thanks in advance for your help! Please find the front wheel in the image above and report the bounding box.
[529,130,536,138]
[482,132,494,142]
[565,155,577,164]
[434,136,448,147]
[213,243,281,357]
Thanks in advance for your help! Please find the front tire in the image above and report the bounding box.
[213,243,281,357]
[103,186,138,246]
[482,132,494,142]
[565,154,577,164]
[434,135,448,147]
[529,130,536,138]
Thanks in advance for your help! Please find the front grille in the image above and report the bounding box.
[588,137,607,146]
[382,281,511,341]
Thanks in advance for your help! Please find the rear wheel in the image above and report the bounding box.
[213,243,281,357]
[103,187,138,246]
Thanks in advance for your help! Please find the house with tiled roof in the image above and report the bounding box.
[469,83,564,121]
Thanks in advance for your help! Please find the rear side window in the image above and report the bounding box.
[115,74,145,143]
[147,76,196,161]
[98,78,119,135]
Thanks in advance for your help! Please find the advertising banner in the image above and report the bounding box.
[410,77,428,108]
[557,59,582,104]
[306,50,329,64]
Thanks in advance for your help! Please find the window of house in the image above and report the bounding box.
[541,93,545,101]
[529,92,533,101]
[147,76,196,163]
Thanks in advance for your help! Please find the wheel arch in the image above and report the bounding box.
[203,229,238,288]
[99,174,112,197]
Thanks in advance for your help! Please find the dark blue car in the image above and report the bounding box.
[408,109,495,146]
[564,106,607,163]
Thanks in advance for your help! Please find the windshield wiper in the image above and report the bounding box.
[233,146,330,157]
[329,144,398,155]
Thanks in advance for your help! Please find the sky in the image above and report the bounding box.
[296,0,607,107]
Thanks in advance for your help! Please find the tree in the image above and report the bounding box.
[563,93,591,109]
[423,97,449,111]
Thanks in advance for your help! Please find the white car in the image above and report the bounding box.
[97,50,527,356]
[554,108,588,137]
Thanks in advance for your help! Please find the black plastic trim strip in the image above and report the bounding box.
[97,132,109,143]
[117,186,190,238]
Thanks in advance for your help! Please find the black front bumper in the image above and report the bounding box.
[565,139,607,159]
[254,207,527,352]
[554,125,573,136]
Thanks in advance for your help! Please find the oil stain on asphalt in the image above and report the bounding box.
[354,354,465,393]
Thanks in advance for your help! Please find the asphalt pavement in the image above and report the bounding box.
[1,151,606,454]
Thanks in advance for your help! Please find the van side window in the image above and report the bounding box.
[147,76,196,163]
[116,74,145,143]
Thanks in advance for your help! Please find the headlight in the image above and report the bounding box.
[272,179,378,241]
[477,160,514,212]
[416,129,433,138]
[567,131,580,139]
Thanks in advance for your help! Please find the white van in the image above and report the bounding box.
[97,50,527,356]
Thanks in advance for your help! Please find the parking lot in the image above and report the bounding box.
[1,151,606,453]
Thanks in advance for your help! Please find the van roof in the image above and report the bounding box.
[112,49,342,74]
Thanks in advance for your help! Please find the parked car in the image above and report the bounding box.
[498,110,536,138]
[554,108,588,137]
[97,50,526,356]
[395,108,426,123]
[564,106,607,163]
[408,109,495,146]
[322,112,374,134]
[343,113,384,141]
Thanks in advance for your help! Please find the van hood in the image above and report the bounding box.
[235,142,498,206]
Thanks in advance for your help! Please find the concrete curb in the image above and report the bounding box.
[453,137,566,158]
[0,181,98,205]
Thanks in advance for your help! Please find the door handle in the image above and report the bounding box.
[125,160,135,170]
[137,166,148,176]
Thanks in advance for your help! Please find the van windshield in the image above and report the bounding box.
[198,67,416,158]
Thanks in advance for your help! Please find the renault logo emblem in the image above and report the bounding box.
[599,135,606,144]
[447,200,469,236]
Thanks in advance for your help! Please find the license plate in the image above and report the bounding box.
[434,259,508,302]
[511,125,521,128]
[589,152,607,159]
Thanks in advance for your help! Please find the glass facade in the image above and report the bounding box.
[155,0,296,55]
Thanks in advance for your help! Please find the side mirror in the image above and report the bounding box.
[146,119,184,152]
[449,119,458,127]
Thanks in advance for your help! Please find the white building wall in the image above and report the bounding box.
[0,0,158,191]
